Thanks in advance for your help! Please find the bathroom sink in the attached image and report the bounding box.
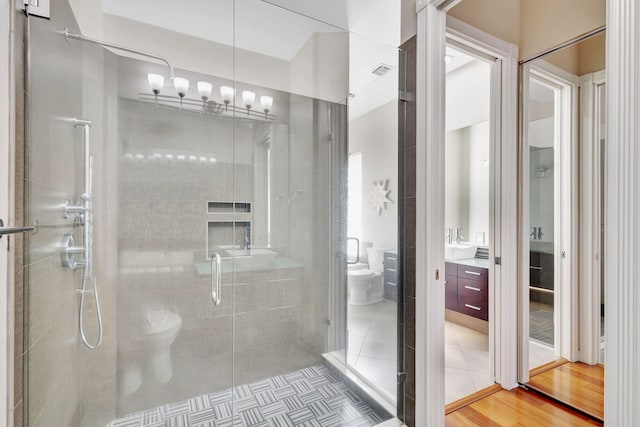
[225,248,277,269]
[445,242,478,260]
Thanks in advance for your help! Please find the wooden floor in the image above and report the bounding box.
[445,387,602,426]
[527,362,604,421]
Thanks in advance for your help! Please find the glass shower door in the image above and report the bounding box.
[22,0,369,425]
[22,2,240,425]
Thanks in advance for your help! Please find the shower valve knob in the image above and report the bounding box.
[63,199,86,219]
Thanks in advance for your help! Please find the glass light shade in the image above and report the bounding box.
[197,81,213,100]
[173,77,190,97]
[242,90,256,109]
[220,86,235,104]
[147,73,165,94]
[260,96,274,113]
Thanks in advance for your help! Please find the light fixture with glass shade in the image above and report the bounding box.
[260,96,273,119]
[147,73,165,105]
[242,90,256,115]
[220,86,235,111]
[197,81,213,109]
[141,76,275,120]
[173,77,190,109]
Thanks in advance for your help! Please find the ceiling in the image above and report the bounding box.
[102,0,342,61]
[102,0,400,61]
[446,45,475,74]
[262,0,401,47]
[102,0,402,118]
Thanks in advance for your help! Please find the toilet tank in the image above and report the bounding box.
[367,247,390,273]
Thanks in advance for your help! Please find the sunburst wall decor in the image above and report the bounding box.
[370,179,393,216]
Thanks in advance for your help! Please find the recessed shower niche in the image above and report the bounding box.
[206,201,252,258]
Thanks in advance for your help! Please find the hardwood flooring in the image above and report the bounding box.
[445,387,602,426]
[527,362,605,421]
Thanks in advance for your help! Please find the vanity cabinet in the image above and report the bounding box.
[445,262,489,321]
[383,251,398,302]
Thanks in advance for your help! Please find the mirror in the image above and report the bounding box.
[522,30,606,369]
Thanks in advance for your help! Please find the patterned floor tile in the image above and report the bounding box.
[107,365,390,427]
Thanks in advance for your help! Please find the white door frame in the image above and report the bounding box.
[446,15,519,389]
[518,61,579,381]
[604,1,640,423]
[415,2,518,424]
[419,0,640,424]
[578,70,606,365]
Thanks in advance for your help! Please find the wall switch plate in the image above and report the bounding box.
[22,0,50,19]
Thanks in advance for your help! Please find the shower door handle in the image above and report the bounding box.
[0,219,36,239]
[211,252,222,306]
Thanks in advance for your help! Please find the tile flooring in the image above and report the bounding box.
[444,321,492,403]
[345,300,398,401]
[343,300,495,405]
[108,365,389,427]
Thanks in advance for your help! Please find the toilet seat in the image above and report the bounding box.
[348,268,375,278]
[145,310,181,335]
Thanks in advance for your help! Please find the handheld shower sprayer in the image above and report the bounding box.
[61,119,103,349]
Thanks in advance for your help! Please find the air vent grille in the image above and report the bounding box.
[371,64,393,77]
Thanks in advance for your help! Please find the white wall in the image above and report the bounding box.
[71,11,349,104]
[445,122,490,245]
[529,147,554,242]
[445,60,491,132]
[348,100,398,251]
[445,128,470,235]
[467,121,490,245]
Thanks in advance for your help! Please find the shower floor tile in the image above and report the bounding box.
[108,365,389,427]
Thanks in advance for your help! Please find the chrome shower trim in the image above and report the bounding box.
[61,28,176,79]
[60,118,103,349]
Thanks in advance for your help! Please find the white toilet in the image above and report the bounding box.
[347,247,386,305]
[144,309,182,385]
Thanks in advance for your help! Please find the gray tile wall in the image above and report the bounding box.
[399,36,416,427]
[115,93,339,417]
[23,1,84,425]
[21,0,120,425]
[19,0,345,421]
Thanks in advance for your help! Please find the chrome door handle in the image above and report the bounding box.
[0,219,36,239]
[211,252,222,306]
[464,270,481,276]
[464,303,482,311]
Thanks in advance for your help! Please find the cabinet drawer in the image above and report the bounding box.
[458,293,488,321]
[457,264,488,283]
[457,277,488,300]
[445,262,457,276]
[445,275,458,311]
[384,258,398,273]
[384,272,397,286]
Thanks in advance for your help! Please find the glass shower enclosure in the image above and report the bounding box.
[18,1,396,425]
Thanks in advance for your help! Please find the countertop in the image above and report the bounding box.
[445,258,490,269]
[530,240,554,255]
[195,257,303,276]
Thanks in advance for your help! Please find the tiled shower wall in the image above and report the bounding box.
[17,0,346,423]
[19,0,119,425]
[115,94,342,415]
[399,35,417,427]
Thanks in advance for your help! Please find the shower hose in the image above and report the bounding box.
[78,163,103,350]
[79,268,103,349]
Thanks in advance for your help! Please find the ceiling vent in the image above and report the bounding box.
[371,63,393,77]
